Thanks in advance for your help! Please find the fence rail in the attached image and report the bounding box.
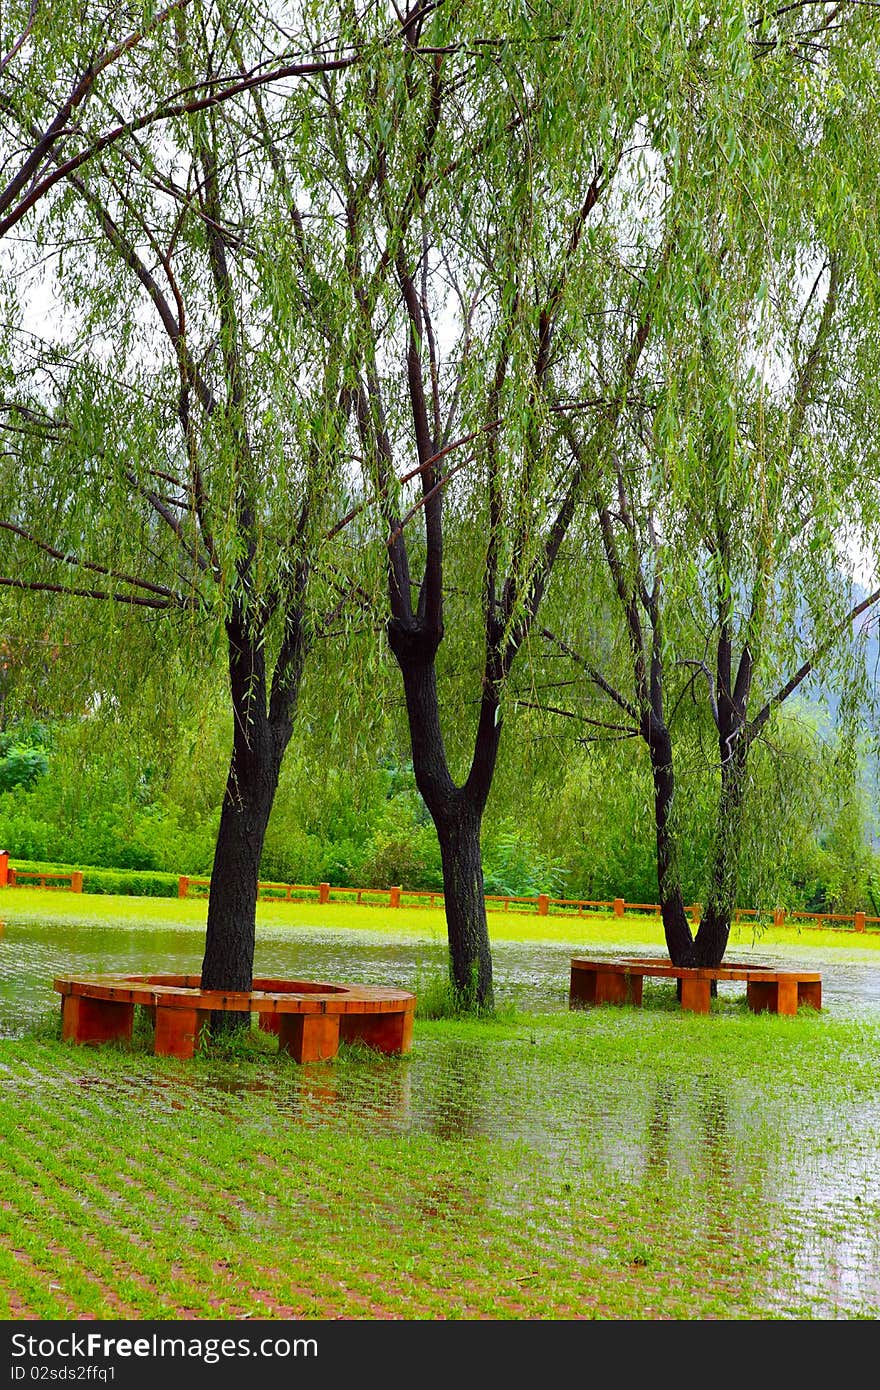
[111,871,880,934]
[1,851,877,932]
[0,856,82,893]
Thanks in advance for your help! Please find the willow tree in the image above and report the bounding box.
[283,0,732,1007]
[0,1,458,995]
[531,0,880,964]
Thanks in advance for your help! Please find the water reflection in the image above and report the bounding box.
[417,1041,489,1141]
[1,910,878,1315]
[698,1078,732,1187]
[645,1077,675,1179]
[645,1074,732,1179]
[2,915,879,1039]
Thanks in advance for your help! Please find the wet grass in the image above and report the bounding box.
[1,889,879,1318]
[1,997,878,1319]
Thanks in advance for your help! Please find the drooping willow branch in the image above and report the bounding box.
[325,421,500,542]
[746,583,880,745]
[0,519,181,601]
[0,2,458,237]
[0,576,194,609]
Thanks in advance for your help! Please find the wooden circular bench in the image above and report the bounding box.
[54,973,416,1061]
[569,957,822,1015]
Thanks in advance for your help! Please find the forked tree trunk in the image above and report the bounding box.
[647,715,694,964]
[388,618,498,1010]
[691,740,749,966]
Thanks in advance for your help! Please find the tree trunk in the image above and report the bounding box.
[691,741,748,966]
[436,802,493,1007]
[388,617,497,1010]
[200,724,281,994]
[201,615,299,1007]
[646,715,694,965]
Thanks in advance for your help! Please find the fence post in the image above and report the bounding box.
[70,871,83,894]
[613,897,624,917]
[390,885,401,908]
[855,911,866,933]
[0,851,7,888]
[774,907,785,928]
[318,882,330,904]
[178,876,189,899]
[690,903,702,926]
[537,893,549,916]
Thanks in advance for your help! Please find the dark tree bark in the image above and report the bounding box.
[690,755,747,966]
[201,734,279,992]
[645,713,694,963]
[201,603,306,1004]
[690,644,750,968]
[437,805,494,1004]
[387,616,500,1008]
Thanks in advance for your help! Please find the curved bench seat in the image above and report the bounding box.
[54,973,417,1060]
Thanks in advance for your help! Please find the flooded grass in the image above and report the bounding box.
[0,1003,878,1319]
[1,892,879,1318]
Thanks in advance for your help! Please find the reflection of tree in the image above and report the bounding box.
[646,1078,675,1178]
[331,1055,413,1130]
[425,1042,488,1142]
[646,1074,731,1188]
[698,1079,731,1187]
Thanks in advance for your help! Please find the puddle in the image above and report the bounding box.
[2,917,879,1037]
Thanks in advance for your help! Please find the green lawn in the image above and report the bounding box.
[3,884,878,954]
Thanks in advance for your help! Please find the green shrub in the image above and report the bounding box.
[81,867,180,897]
[0,744,49,792]
[9,858,180,898]
[481,820,565,898]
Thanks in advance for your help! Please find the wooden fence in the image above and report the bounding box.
[175,875,879,933]
[0,854,82,892]
[1,851,877,932]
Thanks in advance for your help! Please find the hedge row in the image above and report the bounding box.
[8,859,180,898]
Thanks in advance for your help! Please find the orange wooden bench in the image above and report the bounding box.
[54,973,416,1061]
[569,957,822,1015]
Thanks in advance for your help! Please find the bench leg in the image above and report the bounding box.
[339,1007,414,1054]
[775,978,799,1015]
[277,1013,340,1062]
[62,994,134,1046]
[747,980,778,1014]
[259,1013,282,1034]
[680,978,711,1013]
[154,1006,209,1058]
[570,969,642,1008]
[569,967,598,1008]
[745,973,800,1017]
[797,981,822,1011]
